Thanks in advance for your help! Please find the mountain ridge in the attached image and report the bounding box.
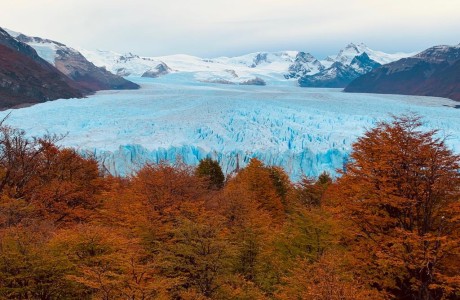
[0,28,84,109]
[79,44,416,87]
[8,29,139,91]
[0,27,140,109]
[345,44,460,101]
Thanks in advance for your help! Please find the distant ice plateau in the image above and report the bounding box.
[1,74,459,180]
[78,43,417,87]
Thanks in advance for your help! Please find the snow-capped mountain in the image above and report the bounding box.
[141,62,172,78]
[80,44,415,87]
[6,29,139,91]
[298,61,363,88]
[333,42,412,66]
[298,52,382,88]
[345,44,460,101]
[350,52,382,73]
[79,49,299,84]
[0,27,83,109]
[297,43,418,88]
[2,27,417,89]
[285,52,324,79]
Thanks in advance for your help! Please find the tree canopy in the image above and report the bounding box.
[0,115,458,299]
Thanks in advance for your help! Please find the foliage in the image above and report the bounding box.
[195,158,225,190]
[0,116,458,299]
[336,115,460,299]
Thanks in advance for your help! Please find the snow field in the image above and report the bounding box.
[1,74,458,179]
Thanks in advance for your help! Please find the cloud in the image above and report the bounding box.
[0,0,458,57]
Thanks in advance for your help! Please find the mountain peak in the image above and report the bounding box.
[296,51,317,62]
[344,42,369,52]
[345,43,460,101]
[3,27,20,38]
[344,42,359,52]
[336,43,367,65]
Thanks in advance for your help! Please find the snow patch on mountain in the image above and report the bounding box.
[332,42,417,66]
[6,30,74,66]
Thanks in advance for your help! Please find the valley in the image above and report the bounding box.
[1,2,459,298]
[1,74,458,179]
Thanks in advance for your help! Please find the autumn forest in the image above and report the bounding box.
[0,115,459,300]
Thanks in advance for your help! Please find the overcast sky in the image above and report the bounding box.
[1,0,459,58]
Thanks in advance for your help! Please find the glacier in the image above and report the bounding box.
[0,73,459,180]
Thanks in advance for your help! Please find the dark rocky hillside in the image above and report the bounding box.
[0,28,83,109]
[345,45,460,101]
[0,27,140,109]
[15,34,139,92]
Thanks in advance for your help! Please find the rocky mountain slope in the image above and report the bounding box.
[0,28,83,109]
[284,52,324,79]
[297,43,413,87]
[142,62,172,78]
[345,44,460,101]
[7,29,139,91]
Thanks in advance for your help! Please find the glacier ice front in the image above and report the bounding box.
[1,74,459,180]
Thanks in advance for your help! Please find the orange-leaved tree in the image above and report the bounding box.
[225,158,287,222]
[337,115,460,299]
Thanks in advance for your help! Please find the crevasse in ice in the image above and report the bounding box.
[1,74,458,180]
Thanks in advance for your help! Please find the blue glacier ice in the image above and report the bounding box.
[0,73,459,180]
